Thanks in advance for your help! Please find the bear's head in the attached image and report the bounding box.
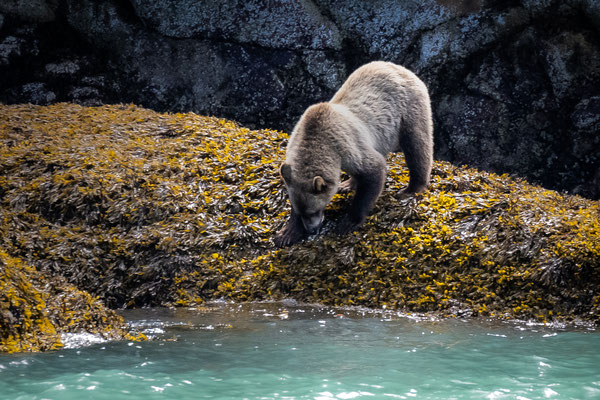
[279,163,338,234]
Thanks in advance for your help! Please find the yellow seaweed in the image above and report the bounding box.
[1,103,599,352]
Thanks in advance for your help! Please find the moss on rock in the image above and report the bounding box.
[0,103,599,351]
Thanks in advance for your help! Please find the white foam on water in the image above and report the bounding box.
[61,332,107,349]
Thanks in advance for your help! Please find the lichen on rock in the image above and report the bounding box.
[0,103,599,351]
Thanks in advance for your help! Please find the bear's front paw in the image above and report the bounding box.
[337,178,356,194]
[395,186,427,200]
[398,184,427,196]
[336,216,364,235]
[274,224,304,247]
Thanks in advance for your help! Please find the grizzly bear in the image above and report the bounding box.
[274,61,433,247]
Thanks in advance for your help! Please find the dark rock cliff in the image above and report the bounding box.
[1,0,599,198]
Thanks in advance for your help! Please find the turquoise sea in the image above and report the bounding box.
[1,303,599,399]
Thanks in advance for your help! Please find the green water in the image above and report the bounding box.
[1,303,599,400]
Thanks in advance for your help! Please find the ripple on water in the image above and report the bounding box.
[0,303,598,399]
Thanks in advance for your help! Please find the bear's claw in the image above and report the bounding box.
[274,225,304,247]
[337,178,356,194]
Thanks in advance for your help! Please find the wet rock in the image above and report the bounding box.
[302,50,347,91]
[314,0,455,63]
[129,0,342,50]
[21,82,56,103]
[572,96,600,131]
[542,31,600,101]
[68,86,101,105]
[570,96,600,198]
[0,0,56,23]
[579,0,600,31]
[45,60,80,75]
[0,36,24,65]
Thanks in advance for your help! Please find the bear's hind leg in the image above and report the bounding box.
[399,119,433,194]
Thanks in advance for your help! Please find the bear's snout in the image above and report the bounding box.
[301,212,324,235]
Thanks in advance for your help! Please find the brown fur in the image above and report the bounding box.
[274,61,433,247]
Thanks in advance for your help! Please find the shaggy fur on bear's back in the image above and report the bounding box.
[331,62,433,162]
[274,61,433,247]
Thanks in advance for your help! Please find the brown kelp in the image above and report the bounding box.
[1,103,599,351]
[0,250,134,352]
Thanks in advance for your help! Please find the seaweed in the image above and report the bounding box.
[1,103,599,351]
[0,250,134,352]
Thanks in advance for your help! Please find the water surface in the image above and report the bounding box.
[1,302,599,399]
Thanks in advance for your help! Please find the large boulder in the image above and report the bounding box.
[0,0,56,23]
[0,0,598,198]
[129,0,341,50]
[1,104,599,332]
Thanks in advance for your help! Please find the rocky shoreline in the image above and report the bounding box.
[1,103,599,352]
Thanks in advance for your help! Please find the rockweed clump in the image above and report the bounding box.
[1,103,599,352]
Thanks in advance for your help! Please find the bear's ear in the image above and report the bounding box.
[313,176,326,193]
[280,163,292,183]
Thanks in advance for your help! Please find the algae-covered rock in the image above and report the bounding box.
[0,250,61,352]
[0,250,131,353]
[0,103,599,353]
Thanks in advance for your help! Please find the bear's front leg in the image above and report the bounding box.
[337,165,386,235]
[274,208,305,247]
